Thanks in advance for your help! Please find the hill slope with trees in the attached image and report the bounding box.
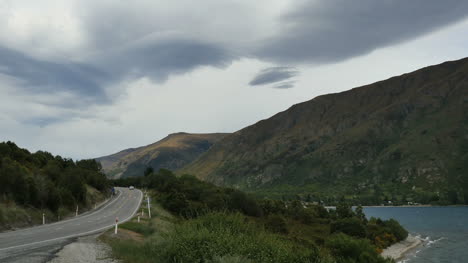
[0,141,110,230]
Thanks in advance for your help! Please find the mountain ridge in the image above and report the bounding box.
[96,132,228,178]
[182,57,468,204]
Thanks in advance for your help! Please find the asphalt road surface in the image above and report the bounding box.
[0,187,142,262]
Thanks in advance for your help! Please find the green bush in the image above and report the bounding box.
[120,221,155,236]
[331,217,366,238]
[265,214,289,234]
[367,217,408,247]
[326,233,392,263]
[383,219,407,241]
[151,212,322,263]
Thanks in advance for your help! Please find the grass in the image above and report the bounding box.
[103,211,327,263]
[119,221,154,236]
[0,185,107,232]
[102,195,334,263]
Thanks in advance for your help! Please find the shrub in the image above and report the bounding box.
[120,221,155,236]
[326,233,392,263]
[384,219,408,241]
[227,191,263,217]
[331,217,366,238]
[265,214,289,234]
[151,212,322,263]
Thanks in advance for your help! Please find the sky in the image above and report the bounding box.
[1,0,467,159]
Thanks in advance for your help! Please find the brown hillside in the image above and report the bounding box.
[96,133,228,178]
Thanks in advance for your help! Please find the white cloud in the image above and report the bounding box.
[0,0,85,60]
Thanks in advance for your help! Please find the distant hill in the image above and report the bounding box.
[96,133,228,178]
[183,58,468,205]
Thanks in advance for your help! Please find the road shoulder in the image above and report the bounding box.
[48,234,119,263]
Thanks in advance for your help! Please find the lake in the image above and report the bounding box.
[364,206,468,263]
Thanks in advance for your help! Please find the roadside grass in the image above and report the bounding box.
[101,198,329,263]
[0,185,107,232]
[119,221,154,237]
[0,203,50,231]
[100,236,152,263]
[100,196,177,262]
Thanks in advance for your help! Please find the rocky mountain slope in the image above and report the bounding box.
[96,133,227,178]
[183,58,468,204]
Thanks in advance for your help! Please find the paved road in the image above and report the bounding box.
[0,187,142,262]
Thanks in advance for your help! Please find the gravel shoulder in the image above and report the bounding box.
[48,234,119,263]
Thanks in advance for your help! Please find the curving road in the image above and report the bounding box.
[0,187,142,262]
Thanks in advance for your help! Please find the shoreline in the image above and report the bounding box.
[381,234,422,261]
[363,205,468,208]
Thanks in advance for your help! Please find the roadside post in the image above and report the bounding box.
[138,214,140,223]
[115,217,119,234]
[147,195,151,219]
[42,213,45,225]
[76,205,79,216]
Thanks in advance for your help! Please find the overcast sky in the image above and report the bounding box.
[1,0,468,159]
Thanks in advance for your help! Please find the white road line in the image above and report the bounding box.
[0,189,143,252]
[1,190,123,236]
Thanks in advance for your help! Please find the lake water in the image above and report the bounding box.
[364,207,468,263]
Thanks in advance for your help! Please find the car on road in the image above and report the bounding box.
[129,186,135,190]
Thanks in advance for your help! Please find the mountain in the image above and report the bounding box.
[183,58,468,205]
[96,133,228,178]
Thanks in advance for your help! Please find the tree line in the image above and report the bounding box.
[0,141,110,213]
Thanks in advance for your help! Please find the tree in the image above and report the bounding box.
[331,217,367,238]
[355,205,367,223]
[144,167,154,177]
[336,202,354,219]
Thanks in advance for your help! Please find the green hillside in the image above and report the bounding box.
[96,133,228,179]
[0,141,110,230]
[182,58,468,205]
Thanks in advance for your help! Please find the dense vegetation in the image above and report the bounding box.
[0,141,110,228]
[112,169,408,262]
[182,58,468,206]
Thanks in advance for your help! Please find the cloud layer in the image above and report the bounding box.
[1,0,468,158]
[249,67,298,88]
[257,0,468,63]
[2,0,468,101]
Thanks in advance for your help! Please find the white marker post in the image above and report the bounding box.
[115,217,119,234]
[138,214,140,223]
[76,205,79,216]
[147,195,151,219]
[42,213,45,225]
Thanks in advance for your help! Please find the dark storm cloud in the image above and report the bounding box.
[0,37,233,107]
[99,37,234,83]
[2,0,468,112]
[249,67,298,86]
[257,0,468,63]
[0,46,109,104]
